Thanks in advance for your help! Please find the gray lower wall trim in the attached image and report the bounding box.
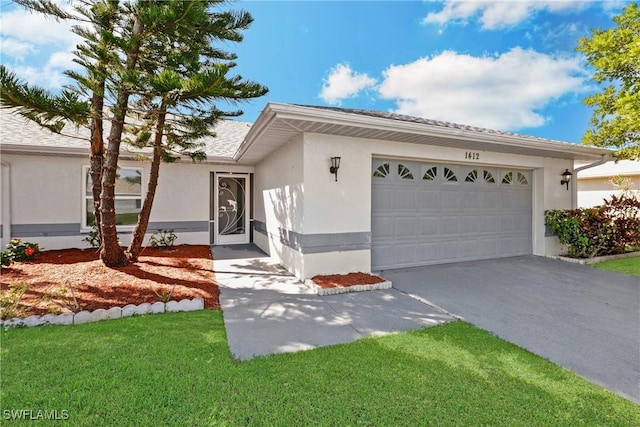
[11,221,209,238]
[147,221,209,233]
[253,220,371,254]
[253,220,268,234]
[13,223,81,237]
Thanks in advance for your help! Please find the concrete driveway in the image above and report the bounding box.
[384,255,640,404]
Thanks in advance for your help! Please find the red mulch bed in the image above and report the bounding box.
[0,245,218,318]
[311,272,385,289]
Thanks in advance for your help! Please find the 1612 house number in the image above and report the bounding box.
[465,152,480,160]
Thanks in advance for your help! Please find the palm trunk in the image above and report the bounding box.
[127,110,166,261]
[100,15,144,267]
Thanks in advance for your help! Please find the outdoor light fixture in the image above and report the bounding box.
[560,169,572,190]
[330,157,341,182]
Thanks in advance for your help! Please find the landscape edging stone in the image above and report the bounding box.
[305,279,393,296]
[1,298,205,329]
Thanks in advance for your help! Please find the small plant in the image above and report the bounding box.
[149,229,177,248]
[83,224,101,249]
[1,282,28,320]
[152,284,177,303]
[46,282,82,313]
[1,239,39,268]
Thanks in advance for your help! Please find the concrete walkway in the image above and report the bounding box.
[213,245,452,360]
[384,255,640,404]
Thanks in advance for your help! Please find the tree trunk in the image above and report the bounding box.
[99,106,129,267]
[89,90,105,245]
[127,110,166,261]
[100,15,144,267]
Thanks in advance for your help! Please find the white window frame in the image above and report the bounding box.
[81,166,144,231]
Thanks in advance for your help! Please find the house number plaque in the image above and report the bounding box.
[465,152,480,160]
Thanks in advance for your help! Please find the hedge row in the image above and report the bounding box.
[545,194,640,258]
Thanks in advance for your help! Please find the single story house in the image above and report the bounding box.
[577,160,640,208]
[0,103,611,279]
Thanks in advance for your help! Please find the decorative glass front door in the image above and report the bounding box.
[215,174,249,244]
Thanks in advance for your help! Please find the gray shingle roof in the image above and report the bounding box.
[296,104,571,145]
[0,108,251,159]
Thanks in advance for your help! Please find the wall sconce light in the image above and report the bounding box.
[560,169,572,190]
[330,157,341,182]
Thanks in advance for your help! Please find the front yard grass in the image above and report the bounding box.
[1,312,637,426]
[593,256,640,276]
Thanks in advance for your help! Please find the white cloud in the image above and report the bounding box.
[0,1,85,89]
[46,50,81,70]
[11,65,68,89]
[377,47,587,130]
[319,63,377,105]
[424,0,592,30]
[0,38,37,60]
[0,6,79,46]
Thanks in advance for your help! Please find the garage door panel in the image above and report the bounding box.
[460,216,478,234]
[396,217,418,238]
[420,216,439,235]
[439,241,460,260]
[372,160,532,270]
[419,190,440,210]
[372,187,395,210]
[439,216,459,235]
[396,190,418,210]
[459,239,480,259]
[371,216,395,239]
[479,215,499,232]
[479,239,498,257]
[441,191,462,209]
[463,191,484,208]
[371,244,394,269]
[419,243,440,262]
[396,244,418,265]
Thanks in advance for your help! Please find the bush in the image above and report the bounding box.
[0,282,28,319]
[149,229,177,248]
[545,193,640,258]
[1,239,39,268]
[82,224,101,249]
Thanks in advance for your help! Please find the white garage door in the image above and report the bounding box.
[371,159,532,271]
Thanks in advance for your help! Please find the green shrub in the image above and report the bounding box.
[82,224,101,249]
[0,282,28,319]
[149,229,177,248]
[546,193,640,258]
[1,239,39,268]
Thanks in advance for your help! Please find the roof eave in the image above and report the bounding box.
[235,103,612,163]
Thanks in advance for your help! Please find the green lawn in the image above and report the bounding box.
[1,312,637,426]
[593,256,640,276]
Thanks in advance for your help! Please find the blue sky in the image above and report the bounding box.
[0,1,630,143]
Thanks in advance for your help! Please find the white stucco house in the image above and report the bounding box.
[0,103,611,279]
[577,160,640,208]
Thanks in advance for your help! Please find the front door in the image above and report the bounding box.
[215,174,250,244]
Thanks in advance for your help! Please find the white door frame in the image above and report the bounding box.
[214,173,250,245]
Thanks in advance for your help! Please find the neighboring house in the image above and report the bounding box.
[0,103,611,279]
[577,160,640,207]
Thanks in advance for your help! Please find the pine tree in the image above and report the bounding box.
[0,0,267,266]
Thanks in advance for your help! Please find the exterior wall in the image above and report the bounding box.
[577,160,640,208]
[541,158,574,256]
[253,134,305,276]
[255,131,576,279]
[0,152,253,250]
